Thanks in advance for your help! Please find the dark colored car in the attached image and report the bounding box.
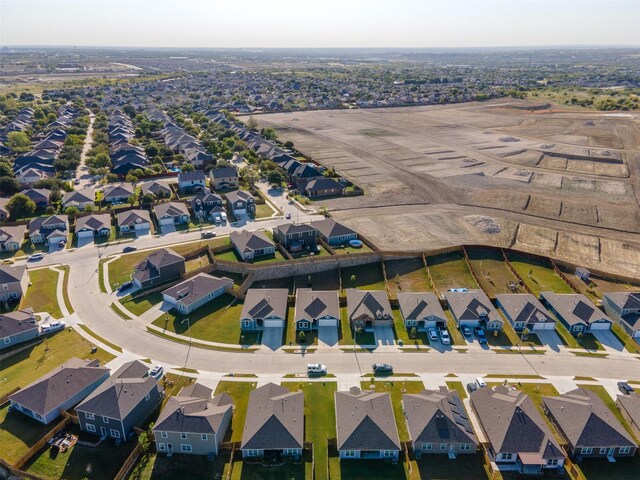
[475,327,488,345]
[372,363,393,375]
[118,281,134,292]
[123,246,138,253]
[466,382,478,394]
[618,381,635,395]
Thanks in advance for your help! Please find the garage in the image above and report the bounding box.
[76,229,94,239]
[531,321,556,331]
[589,321,611,330]
[263,319,283,328]
[318,318,338,327]
[158,217,173,226]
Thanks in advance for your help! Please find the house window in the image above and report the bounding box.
[102,416,109,424]
[343,450,356,457]
[145,393,150,401]
[86,423,96,433]
[500,453,514,461]
[284,448,298,456]
[599,448,607,455]
[160,431,168,438]
[423,443,432,451]
[581,447,593,455]
[3,338,10,345]
[243,320,251,328]
[383,450,394,457]
[201,434,208,441]
[110,429,121,438]
[440,443,447,451]
[181,444,192,453]
[460,443,470,451]
[158,443,166,451]
[245,449,260,457]
[298,321,309,329]
[547,458,558,466]
[85,412,95,420]
[181,432,188,439]
[619,447,631,454]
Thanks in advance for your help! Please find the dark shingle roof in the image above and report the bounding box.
[294,289,339,323]
[496,294,556,326]
[0,264,26,284]
[0,309,38,338]
[241,289,288,321]
[541,292,612,328]
[230,230,274,254]
[310,218,354,239]
[346,289,392,322]
[397,292,446,322]
[133,248,185,283]
[162,273,233,307]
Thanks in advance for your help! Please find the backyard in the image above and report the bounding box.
[332,243,373,255]
[427,251,477,292]
[20,267,63,318]
[294,269,341,291]
[417,453,490,480]
[215,247,287,264]
[385,258,430,298]
[466,248,520,299]
[0,404,53,464]
[340,262,386,291]
[128,451,230,480]
[506,253,573,296]
[213,381,257,442]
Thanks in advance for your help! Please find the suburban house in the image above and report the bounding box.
[191,191,224,221]
[116,209,151,235]
[0,264,28,304]
[62,188,95,210]
[397,292,447,332]
[496,294,557,332]
[345,289,393,330]
[403,387,478,457]
[102,183,134,204]
[335,387,401,460]
[28,215,69,246]
[241,383,304,459]
[230,230,276,261]
[154,201,191,227]
[310,218,357,246]
[470,385,565,474]
[75,214,112,239]
[20,188,50,208]
[0,309,39,350]
[542,388,637,460]
[240,288,288,331]
[294,288,339,332]
[140,180,172,198]
[225,190,255,218]
[76,360,162,441]
[154,383,233,457]
[132,248,186,289]
[162,273,233,314]
[291,163,323,190]
[304,177,345,198]
[603,292,640,340]
[210,166,239,190]
[0,225,26,252]
[540,292,612,335]
[177,170,206,193]
[9,358,110,425]
[272,223,317,251]
[445,289,503,331]
[617,393,640,440]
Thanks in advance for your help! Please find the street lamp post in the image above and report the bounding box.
[179,317,192,381]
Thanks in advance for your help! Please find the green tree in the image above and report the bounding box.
[84,203,94,213]
[246,116,258,131]
[284,140,294,149]
[65,206,79,219]
[267,170,285,186]
[7,131,30,152]
[138,432,151,454]
[181,163,195,172]
[140,193,155,205]
[0,177,21,195]
[0,160,12,177]
[7,193,36,219]
[260,128,277,141]
[125,173,139,183]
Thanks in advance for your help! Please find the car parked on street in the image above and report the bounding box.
[372,363,393,375]
[27,253,45,261]
[307,363,327,375]
[123,246,137,253]
[618,381,635,395]
[201,230,216,238]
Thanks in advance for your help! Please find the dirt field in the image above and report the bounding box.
[257,99,640,277]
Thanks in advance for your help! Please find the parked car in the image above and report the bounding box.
[58,240,66,247]
[462,326,472,337]
[201,230,216,239]
[428,328,439,342]
[475,377,487,388]
[372,363,393,375]
[123,246,138,253]
[618,381,635,395]
[466,382,478,394]
[1,259,15,264]
[149,365,164,379]
[475,327,487,345]
[74,179,80,185]
[285,212,291,219]
[41,320,66,333]
[118,281,134,292]
[440,328,450,345]
[214,217,221,225]
[307,363,327,375]
[27,253,45,261]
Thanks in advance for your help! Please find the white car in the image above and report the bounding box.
[440,328,451,345]
[41,320,66,333]
[27,253,45,261]
[149,365,164,379]
[475,377,487,388]
[307,363,327,375]
[428,328,439,342]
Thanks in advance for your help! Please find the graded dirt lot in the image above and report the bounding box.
[258,100,640,277]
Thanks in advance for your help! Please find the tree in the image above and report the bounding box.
[260,128,277,141]
[216,159,231,169]
[144,143,159,158]
[65,206,79,219]
[125,173,139,183]
[284,140,294,149]
[7,194,36,219]
[7,131,30,152]
[140,193,155,205]
[0,160,13,177]
[86,152,111,170]
[84,203,94,213]
[181,163,195,172]
[138,432,151,454]
[246,116,258,131]
[0,177,21,196]
[267,170,285,186]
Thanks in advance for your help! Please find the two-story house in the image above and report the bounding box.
[132,248,186,289]
[603,292,640,341]
[177,170,206,193]
[0,264,28,304]
[272,223,317,251]
[28,215,69,246]
[229,230,276,261]
[210,166,239,190]
[225,191,255,219]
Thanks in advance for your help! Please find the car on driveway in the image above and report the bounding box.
[27,253,45,261]
[41,320,66,334]
[307,363,327,375]
[618,381,635,395]
[123,246,137,253]
[466,382,478,394]
[462,326,472,337]
[372,363,393,375]
[475,327,487,345]
[428,328,439,342]
[149,365,164,379]
[118,281,134,292]
[475,377,487,388]
[440,328,450,345]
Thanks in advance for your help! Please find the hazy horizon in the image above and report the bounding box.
[1,0,639,49]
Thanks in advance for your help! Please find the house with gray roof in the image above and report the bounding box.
[0,264,28,304]
[230,230,275,261]
[140,180,172,198]
[543,388,636,460]
[28,215,68,245]
[304,177,345,198]
[132,248,186,289]
[0,309,38,350]
[470,385,565,474]
[240,288,288,331]
[210,166,238,190]
[191,191,224,222]
[9,358,110,425]
[62,188,95,210]
[496,294,556,332]
[346,289,393,330]
[603,292,640,340]
[154,384,233,456]
[403,387,477,457]
[294,288,339,332]
[241,383,304,459]
[310,218,356,246]
[153,201,190,228]
[0,225,26,252]
[177,170,206,193]
[116,209,151,235]
[445,289,503,331]
[162,273,233,314]
[225,190,255,218]
[273,223,317,250]
[397,292,446,332]
[102,183,134,204]
[617,393,640,440]
[335,386,400,460]
[540,292,612,335]
[20,188,51,208]
[75,213,111,239]
[76,360,162,440]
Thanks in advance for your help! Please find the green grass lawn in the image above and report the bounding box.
[0,328,114,399]
[216,248,287,264]
[128,452,230,480]
[392,309,429,346]
[332,243,373,255]
[417,453,490,480]
[340,262,386,290]
[611,324,640,355]
[255,203,276,218]
[282,381,337,480]
[576,384,638,443]
[0,404,53,464]
[329,457,408,480]
[444,309,466,346]
[59,266,74,315]
[284,307,318,347]
[120,292,163,316]
[151,294,259,346]
[231,460,306,480]
[24,425,135,480]
[575,455,640,480]
[445,381,468,399]
[338,307,376,345]
[214,381,257,442]
[506,253,573,296]
[21,267,63,318]
[427,251,477,292]
[385,258,430,298]
[289,244,331,260]
[466,248,519,299]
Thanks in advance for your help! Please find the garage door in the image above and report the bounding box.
[135,223,148,230]
[532,321,556,331]
[634,331,640,339]
[159,218,173,225]
[77,230,93,238]
[318,319,337,327]
[263,319,283,328]
[589,321,611,330]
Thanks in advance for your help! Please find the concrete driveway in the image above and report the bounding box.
[535,330,564,352]
[373,326,395,346]
[318,326,339,346]
[261,327,283,351]
[592,330,625,353]
[160,224,176,235]
[135,227,150,237]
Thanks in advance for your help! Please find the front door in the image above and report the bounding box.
[607,447,615,457]
[100,426,107,436]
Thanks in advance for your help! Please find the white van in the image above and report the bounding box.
[475,377,487,388]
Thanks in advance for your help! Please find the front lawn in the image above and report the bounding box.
[214,381,257,442]
[340,262,386,291]
[339,307,376,345]
[285,307,318,347]
[255,203,277,218]
[120,292,164,316]
[427,251,477,292]
[392,309,429,346]
[21,267,63,318]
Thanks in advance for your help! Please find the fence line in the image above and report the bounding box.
[114,443,143,480]
[13,415,72,470]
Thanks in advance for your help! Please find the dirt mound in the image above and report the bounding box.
[464,215,501,234]
[498,136,520,142]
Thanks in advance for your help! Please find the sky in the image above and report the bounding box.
[1,0,639,49]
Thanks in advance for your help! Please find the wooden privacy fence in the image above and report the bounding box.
[114,443,142,480]
[13,415,73,470]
